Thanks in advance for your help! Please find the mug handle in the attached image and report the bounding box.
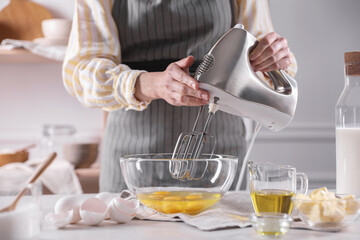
[296,172,308,195]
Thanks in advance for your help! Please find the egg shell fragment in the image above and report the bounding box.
[95,192,116,205]
[45,210,72,229]
[54,195,83,223]
[113,198,139,215]
[95,192,116,219]
[80,197,107,226]
[109,198,139,223]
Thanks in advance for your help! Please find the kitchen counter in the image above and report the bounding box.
[2,194,360,240]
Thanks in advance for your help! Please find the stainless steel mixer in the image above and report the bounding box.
[170,24,298,180]
[198,24,298,131]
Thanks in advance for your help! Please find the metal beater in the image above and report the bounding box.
[169,98,219,180]
[172,98,218,159]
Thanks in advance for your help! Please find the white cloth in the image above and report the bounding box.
[1,38,66,61]
[130,191,321,232]
[0,158,82,195]
[135,192,253,231]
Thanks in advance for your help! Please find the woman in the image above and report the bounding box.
[63,0,297,192]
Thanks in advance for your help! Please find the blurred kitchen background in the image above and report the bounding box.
[0,0,359,191]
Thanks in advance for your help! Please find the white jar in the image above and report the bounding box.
[0,183,41,240]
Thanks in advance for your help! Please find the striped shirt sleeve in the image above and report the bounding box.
[62,0,150,112]
[235,0,298,78]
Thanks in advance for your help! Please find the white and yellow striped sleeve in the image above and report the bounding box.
[62,0,150,112]
[235,0,297,77]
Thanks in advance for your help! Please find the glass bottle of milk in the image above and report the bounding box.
[336,51,360,196]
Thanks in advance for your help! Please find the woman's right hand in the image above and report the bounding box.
[135,56,209,106]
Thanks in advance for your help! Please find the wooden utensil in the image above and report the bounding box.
[0,0,52,41]
[0,152,57,213]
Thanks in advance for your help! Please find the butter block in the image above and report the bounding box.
[342,195,360,215]
[295,187,360,224]
[319,200,346,223]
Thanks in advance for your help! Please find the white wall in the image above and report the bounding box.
[0,64,102,144]
[1,0,360,188]
[0,0,100,148]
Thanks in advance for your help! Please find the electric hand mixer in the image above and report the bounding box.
[170,24,298,180]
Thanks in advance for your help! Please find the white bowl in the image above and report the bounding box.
[42,18,72,39]
[0,183,42,240]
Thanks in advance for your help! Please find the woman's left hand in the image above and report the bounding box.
[249,32,292,72]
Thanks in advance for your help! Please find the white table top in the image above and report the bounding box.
[2,193,360,240]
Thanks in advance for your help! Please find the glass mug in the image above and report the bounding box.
[248,161,308,214]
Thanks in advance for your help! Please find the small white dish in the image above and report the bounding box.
[33,37,68,46]
[42,18,72,39]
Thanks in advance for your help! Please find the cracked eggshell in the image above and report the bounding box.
[80,197,107,225]
[114,198,139,215]
[95,192,115,205]
[95,192,116,219]
[109,198,139,223]
[45,210,73,229]
[54,195,83,223]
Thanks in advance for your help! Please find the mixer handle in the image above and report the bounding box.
[267,70,295,95]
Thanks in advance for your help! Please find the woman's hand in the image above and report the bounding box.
[135,56,209,106]
[249,32,292,72]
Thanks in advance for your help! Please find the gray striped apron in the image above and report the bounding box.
[100,0,248,192]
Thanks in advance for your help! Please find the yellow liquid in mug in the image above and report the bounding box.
[137,191,222,214]
[251,189,295,214]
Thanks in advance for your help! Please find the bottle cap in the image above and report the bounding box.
[344,51,360,76]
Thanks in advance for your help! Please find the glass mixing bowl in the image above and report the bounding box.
[120,153,238,215]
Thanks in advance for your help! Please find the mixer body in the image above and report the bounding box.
[197,25,298,131]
